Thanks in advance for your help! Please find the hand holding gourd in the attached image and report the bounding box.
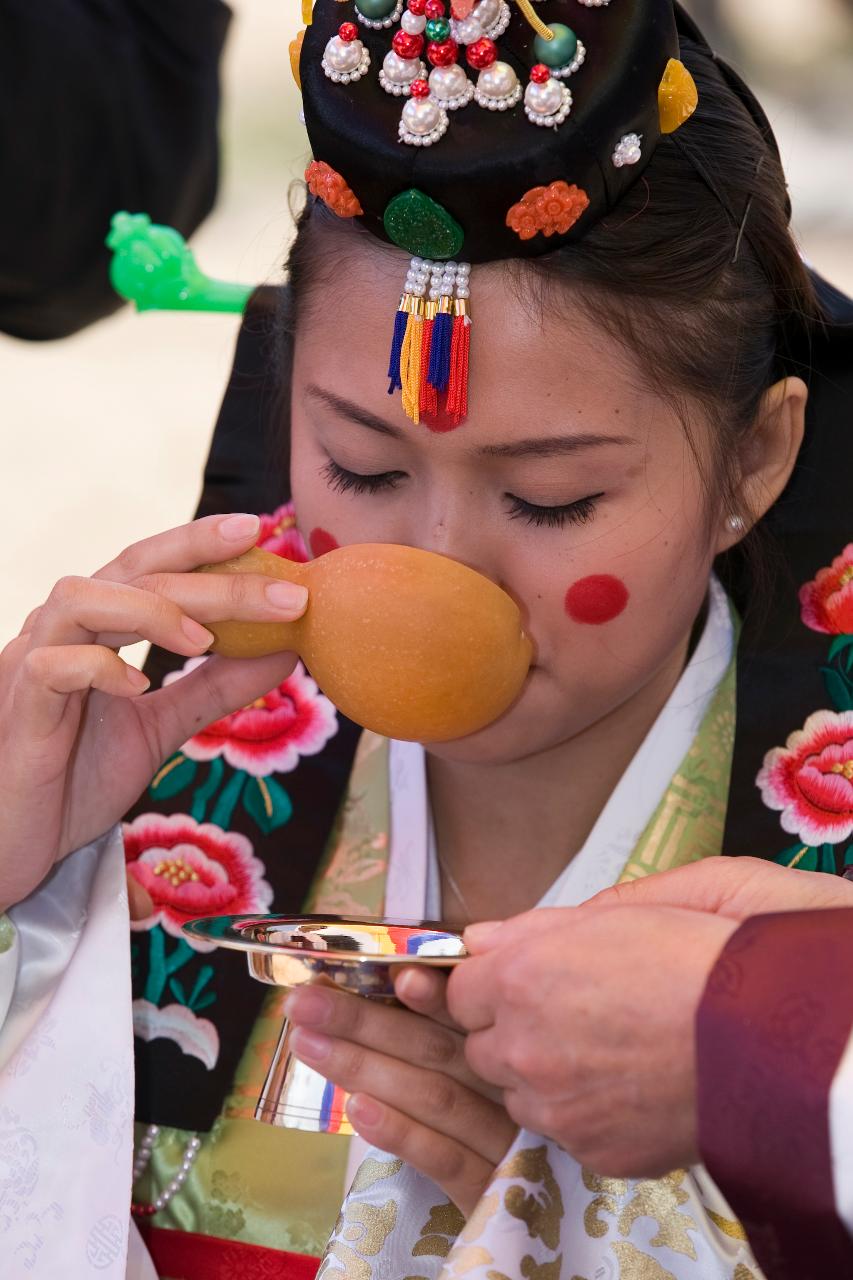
[200,543,533,742]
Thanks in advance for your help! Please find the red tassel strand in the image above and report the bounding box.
[419,309,439,419]
[445,302,470,423]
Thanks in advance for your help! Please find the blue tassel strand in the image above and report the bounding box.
[387,306,408,394]
[427,308,453,393]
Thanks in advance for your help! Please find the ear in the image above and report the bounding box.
[715,376,807,553]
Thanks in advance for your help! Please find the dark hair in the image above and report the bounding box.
[283,39,822,577]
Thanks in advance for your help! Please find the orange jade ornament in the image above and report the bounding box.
[657,57,698,134]
[199,544,533,742]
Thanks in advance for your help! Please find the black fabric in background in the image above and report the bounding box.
[0,0,231,340]
[720,276,853,861]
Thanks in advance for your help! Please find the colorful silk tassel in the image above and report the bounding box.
[445,297,471,423]
[400,300,424,423]
[387,301,409,394]
[419,303,439,419]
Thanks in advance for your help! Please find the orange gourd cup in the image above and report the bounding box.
[199,544,532,742]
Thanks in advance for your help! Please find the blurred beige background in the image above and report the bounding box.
[1,0,851,654]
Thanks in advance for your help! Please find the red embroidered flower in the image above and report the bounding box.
[164,659,338,777]
[256,501,309,562]
[124,814,272,948]
[757,709,853,847]
[506,181,590,241]
[305,160,364,218]
[799,544,853,635]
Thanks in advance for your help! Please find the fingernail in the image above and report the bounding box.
[265,582,309,613]
[395,968,434,1002]
[290,1028,331,1063]
[126,667,150,692]
[182,617,215,649]
[284,988,332,1027]
[463,921,502,948]
[347,1095,383,1127]
[220,513,260,541]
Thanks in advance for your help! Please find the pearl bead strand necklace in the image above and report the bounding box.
[130,1124,202,1217]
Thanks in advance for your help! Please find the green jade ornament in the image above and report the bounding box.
[106,212,252,314]
[533,22,578,68]
[355,0,399,17]
[383,189,464,260]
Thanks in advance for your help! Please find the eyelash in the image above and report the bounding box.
[322,460,603,529]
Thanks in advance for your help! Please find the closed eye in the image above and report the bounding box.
[506,493,604,529]
[322,459,405,495]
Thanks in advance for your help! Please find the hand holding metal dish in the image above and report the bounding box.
[184,913,467,1132]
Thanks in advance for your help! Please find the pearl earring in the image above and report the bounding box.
[726,514,746,534]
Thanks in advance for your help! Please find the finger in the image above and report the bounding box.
[463,1027,520,1091]
[582,856,852,920]
[94,512,262,584]
[136,650,299,761]
[462,908,568,956]
[30,577,214,655]
[446,955,500,1032]
[13,645,149,738]
[129,570,308,623]
[393,967,462,1030]
[346,1093,499,1218]
[289,1027,514,1165]
[284,982,493,1097]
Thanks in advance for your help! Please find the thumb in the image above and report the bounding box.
[583,856,853,921]
[138,651,299,761]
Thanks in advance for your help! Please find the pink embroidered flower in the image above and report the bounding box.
[757,709,853,846]
[164,659,338,777]
[256,502,309,562]
[799,544,853,635]
[124,813,272,947]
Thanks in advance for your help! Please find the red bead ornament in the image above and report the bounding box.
[425,0,446,17]
[466,36,497,69]
[338,21,359,41]
[427,37,459,66]
[530,63,550,83]
[410,78,430,97]
[393,28,425,58]
[409,0,427,10]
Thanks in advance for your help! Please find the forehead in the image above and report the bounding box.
[293,224,656,444]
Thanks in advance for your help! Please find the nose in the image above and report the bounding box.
[410,497,505,593]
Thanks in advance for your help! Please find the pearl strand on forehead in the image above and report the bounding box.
[130,1124,202,1217]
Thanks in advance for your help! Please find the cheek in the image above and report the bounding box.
[564,574,630,626]
[309,528,340,558]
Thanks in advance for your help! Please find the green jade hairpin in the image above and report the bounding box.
[106,211,252,314]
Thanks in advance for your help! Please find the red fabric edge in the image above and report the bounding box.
[137,1224,320,1280]
[696,907,853,1279]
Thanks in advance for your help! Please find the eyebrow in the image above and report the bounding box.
[305,385,636,458]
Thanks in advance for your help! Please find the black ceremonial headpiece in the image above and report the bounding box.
[297,0,700,426]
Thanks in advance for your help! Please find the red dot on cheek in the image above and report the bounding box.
[564,575,629,625]
[309,528,340,558]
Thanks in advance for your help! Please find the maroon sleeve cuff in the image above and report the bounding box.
[697,908,853,1279]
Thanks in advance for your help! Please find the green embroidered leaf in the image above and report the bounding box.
[169,977,187,1004]
[821,666,853,712]
[772,844,817,871]
[191,757,225,821]
[242,775,293,835]
[149,753,197,799]
[819,844,839,875]
[193,992,217,1013]
[189,965,215,1007]
[828,635,853,663]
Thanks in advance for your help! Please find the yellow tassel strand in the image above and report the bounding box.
[400,301,424,424]
[514,0,554,42]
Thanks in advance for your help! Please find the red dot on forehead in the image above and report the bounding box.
[309,528,340,558]
[564,575,629,625]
